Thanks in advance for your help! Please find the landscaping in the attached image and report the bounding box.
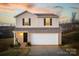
[0,48,30,56]
[0,38,30,56]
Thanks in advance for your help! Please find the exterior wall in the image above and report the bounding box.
[15,12,59,28]
[52,18,59,27]
[16,12,38,27]
[14,31,61,45]
[14,28,61,45]
[58,31,62,45]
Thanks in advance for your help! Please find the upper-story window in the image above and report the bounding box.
[22,18,31,26]
[44,18,52,26]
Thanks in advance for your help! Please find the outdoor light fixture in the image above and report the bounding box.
[19,32,23,36]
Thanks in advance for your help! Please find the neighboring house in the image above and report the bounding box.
[0,26,14,38]
[13,11,61,48]
[60,23,73,32]
[0,23,14,26]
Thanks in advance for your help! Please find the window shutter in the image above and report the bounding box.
[22,18,24,25]
[50,18,52,25]
[44,18,46,26]
[29,18,31,26]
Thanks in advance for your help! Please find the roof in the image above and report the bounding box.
[35,14,59,18]
[14,11,29,18]
[14,28,60,33]
[15,11,59,18]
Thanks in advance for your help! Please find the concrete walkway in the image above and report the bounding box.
[27,46,71,56]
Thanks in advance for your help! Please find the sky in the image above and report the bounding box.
[0,3,79,24]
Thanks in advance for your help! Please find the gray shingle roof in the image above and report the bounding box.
[15,11,59,18]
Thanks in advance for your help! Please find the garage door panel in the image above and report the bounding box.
[31,33,58,45]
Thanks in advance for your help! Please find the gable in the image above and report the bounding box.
[15,11,32,18]
[15,11,37,19]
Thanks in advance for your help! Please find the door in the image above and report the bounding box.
[31,33,58,45]
[23,33,28,42]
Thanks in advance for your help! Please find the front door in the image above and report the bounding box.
[23,33,28,42]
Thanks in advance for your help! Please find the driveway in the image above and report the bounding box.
[27,46,71,56]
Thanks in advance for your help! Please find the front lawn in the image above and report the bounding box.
[0,48,30,56]
[0,38,14,52]
[0,38,30,56]
[62,31,79,55]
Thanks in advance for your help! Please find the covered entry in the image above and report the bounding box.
[13,31,29,47]
[30,33,59,45]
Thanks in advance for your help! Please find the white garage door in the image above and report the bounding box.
[31,33,58,45]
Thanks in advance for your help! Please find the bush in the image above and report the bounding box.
[27,42,31,46]
[0,43,9,52]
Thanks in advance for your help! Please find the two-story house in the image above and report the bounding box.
[13,11,61,48]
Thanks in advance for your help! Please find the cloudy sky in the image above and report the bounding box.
[0,3,79,24]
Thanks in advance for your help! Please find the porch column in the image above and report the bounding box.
[13,31,16,45]
[58,28,62,45]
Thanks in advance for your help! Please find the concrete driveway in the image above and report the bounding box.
[27,46,71,56]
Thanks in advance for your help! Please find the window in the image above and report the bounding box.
[44,18,52,26]
[23,18,31,26]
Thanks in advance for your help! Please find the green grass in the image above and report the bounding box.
[0,38,30,56]
[0,48,30,56]
[0,38,14,45]
[0,38,14,52]
[62,31,79,45]
[62,31,79,55]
